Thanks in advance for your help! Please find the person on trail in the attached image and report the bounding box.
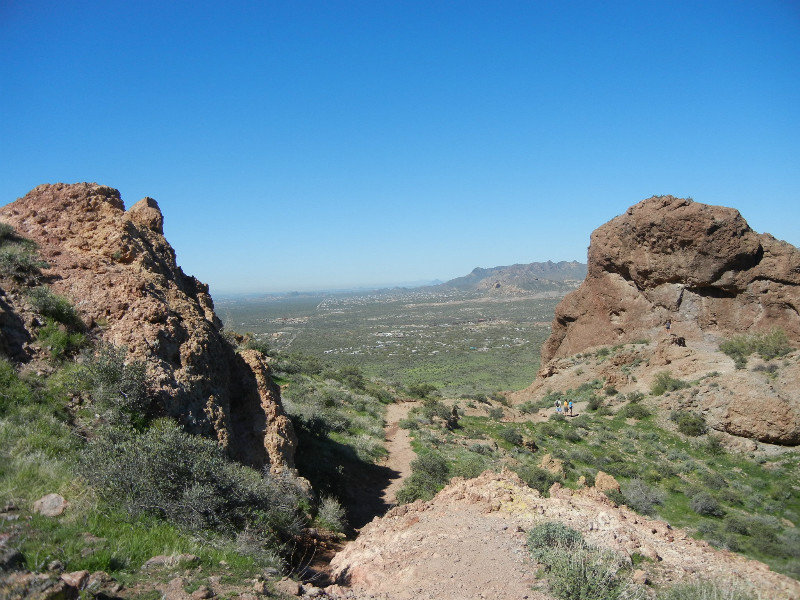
[563,399,568,415]
[569,400,573,417]
[555,399,561,414]
[665,319,671,332]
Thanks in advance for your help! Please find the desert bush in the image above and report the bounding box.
[421,397,450,421]
[35,320,86,359]
[720,328,793,368]
[498,427,523,446]
[28,287,83,330]
[587,394,604,411]
[396,451,450,503]
[651,371,688,396]
[617,403,651,420]
[407,382,437,398]
[626,391,645,403]
[243,337,271,355]
[487,406,505,420]
[656,579,758,600]
[621,479,665,516]
[723,513,751,535]
[0,242,49,280]
[690,493,726,518]
[527,522,639,600]
[528,522,584,556]
[84,344,149,426]
[702,434,725,456]
[79,420,304,541]
[515,464,561,495]
[671,410,707,436]
[316,495,347,533]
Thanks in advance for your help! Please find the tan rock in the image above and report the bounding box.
[273,577,301,596]
[33,493,67,517]
[60,571,89,589]
[538,453,564,476]
[594,471,621,493]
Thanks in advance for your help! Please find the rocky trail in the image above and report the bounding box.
[379,401,417,506]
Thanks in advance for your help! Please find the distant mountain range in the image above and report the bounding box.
[432,260,587,294]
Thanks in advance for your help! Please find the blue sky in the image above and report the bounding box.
[1,1,798,293]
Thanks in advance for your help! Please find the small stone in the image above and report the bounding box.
[191,585,215,599]
[633,569,649,585]
[33,493,68,517]
[60,569,89,589]
[47,560,65,573]
[253,580,270,594]
[302,584,323,597]
[274,577,302,596]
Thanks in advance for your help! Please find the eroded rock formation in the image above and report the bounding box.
[0,183,296,473]
[543,196,800,362]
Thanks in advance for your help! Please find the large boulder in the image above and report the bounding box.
[543,196,800,362]
[0,183,296,472]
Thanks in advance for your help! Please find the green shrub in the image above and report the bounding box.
[621,479,665,516]
[651,371,688,396]
[656,580,758,600]
[0,244,49,280]
[617,403,650,420]
[35,320,86,359]
[243,337,271,355]
[85,345,149,426]
[720,328,793,368]
[487,406,505,420]
[79,420,304,541]
[421,398,450,421]
[498,427,523,446]
[672,411,707,436]
[527,522,636,600]
[396,451,450,503]
[528,522,584,556]
[27,287,83,330]
[587,394,604,411]
[515,464,561,495]
[315,495,347,533]
[407,382,437,398]
[701,434,725,456]
[690,493,725,517]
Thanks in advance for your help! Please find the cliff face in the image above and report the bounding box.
[0,183,296,473]
[543,196,800,363]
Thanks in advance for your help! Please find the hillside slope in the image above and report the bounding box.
[438,260,586,294]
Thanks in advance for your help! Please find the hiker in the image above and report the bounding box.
[563,399,568,415]
[569,400,573,417]
[555,399,561,414]
[665,319,671,332]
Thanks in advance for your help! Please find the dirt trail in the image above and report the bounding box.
[379,401,417,506]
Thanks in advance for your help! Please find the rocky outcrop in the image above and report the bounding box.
[329,470,800,599]
[542,196,800,362]
[0,183,296,473]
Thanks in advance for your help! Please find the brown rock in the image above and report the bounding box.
[191,585,215,599]
[538,453,564,476]
[632,569,648,585]
[594,471,621,494]
[273,577,302,596]
[0,183,297,472]
[33,493,68,517]
[542,196,800,363]
[59,571,89,590]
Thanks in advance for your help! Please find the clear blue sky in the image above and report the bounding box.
[1,1,798,294]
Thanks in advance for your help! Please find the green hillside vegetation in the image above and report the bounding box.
[396,390,800,579]
[220,291,558,396]
[0,228,396,595]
